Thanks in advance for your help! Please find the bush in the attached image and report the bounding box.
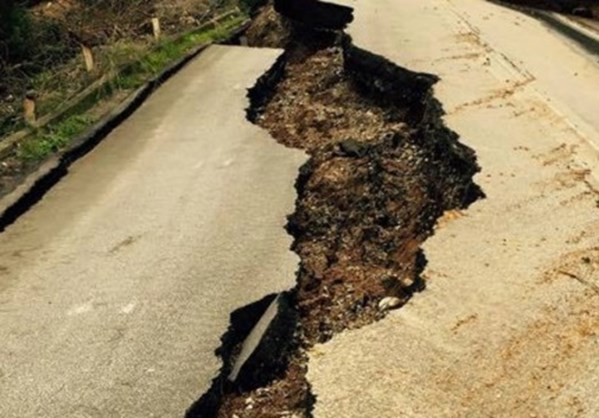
[0,1,76,95]
[239,0,269,15]
[0,1,31,63]
[1,5,64,61]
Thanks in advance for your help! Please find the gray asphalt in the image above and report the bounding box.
[0,45,306,417]
[309,1,599,417]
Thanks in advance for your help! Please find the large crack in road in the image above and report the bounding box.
[187,1,482,417]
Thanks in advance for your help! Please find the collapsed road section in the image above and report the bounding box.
[187,1,482,417]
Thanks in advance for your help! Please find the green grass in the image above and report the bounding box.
[16,14,247,163]
[19,114,94,161]
[116,16,246,90]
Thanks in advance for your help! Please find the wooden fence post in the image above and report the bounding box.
[151,18,161,41]
[23,91,37,125]
[81,44,95,73]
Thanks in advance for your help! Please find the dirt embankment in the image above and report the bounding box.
[188,2,482,417]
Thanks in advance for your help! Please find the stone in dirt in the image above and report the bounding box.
[378,297,404,311]
[338,139,368,158]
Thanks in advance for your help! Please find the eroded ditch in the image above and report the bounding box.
[188,1,482,417]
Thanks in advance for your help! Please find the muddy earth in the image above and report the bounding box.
[187,2,482,417]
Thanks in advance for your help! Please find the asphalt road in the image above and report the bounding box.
[309,0,599,417]
[0,45,306,417]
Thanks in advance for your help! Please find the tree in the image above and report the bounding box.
[0,1,36,65]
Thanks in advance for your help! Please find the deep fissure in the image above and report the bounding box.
[188,1,483,417]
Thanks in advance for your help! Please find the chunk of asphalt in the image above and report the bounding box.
[186,292,299,417]
[274,0,354,30]
[228,292,298,391]
[228,295,281,382]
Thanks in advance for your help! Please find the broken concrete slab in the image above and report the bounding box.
[274,0,354,30]
[186,292,299,417]
[228,292,299,390]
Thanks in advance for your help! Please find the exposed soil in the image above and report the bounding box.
[217,358,312,418]
[257,47,407,151]
[188,3,482,418]
[244,5,290,48]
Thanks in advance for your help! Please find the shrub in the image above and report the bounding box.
[0,1,76,95]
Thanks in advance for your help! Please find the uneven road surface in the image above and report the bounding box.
[309,0,599,417]
[0,45,305,417]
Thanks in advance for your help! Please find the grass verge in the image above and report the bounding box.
[15,14,246,163]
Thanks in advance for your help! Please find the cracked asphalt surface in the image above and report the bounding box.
[0,45,306,417]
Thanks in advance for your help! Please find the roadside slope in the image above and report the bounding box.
[0,45,306,417]
[308,0,599,416]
